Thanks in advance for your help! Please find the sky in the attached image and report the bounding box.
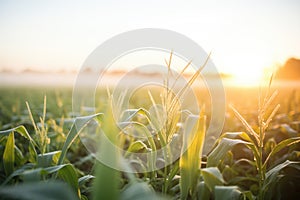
[0,0,300,77]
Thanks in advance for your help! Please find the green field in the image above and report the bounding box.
[0,82,299,200]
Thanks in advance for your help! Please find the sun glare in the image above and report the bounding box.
[228,65,265,87]
[231,72,263,87]
[223,53,273,87]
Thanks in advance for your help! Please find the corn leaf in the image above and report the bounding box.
[0,181,79,200]
[207,138,252,167]
[57,113,103,165]
[221,132,254,143]
[3,132,15,176]
[0,125,35,144]
[214,186,242,200]
[197,181,210,200]
[0,125,37,162]
[22,168,48,182]
[57,164,80,197]
[92,102,120,200]
[125,140,148,157]
[93,154,120,200]
[37,151,61,168]
[201,167,224,192]
[263,160,300,199]
[1,163,35,186]
[20,164,78,184]
[180,114,206,199]
[120,182,166,200]
[78,175,95,187]
[263,137,300,169]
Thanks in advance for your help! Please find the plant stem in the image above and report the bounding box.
[258,131,264,200]
[258,106,265,200]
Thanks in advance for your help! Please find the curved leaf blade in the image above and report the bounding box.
[207,138,251,167]
[264,137,300,169]
[201,167,224,192]
[57,113,103,165]
[3,132,15,176]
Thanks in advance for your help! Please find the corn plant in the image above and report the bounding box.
[112,52,210,196]
[207,76,300,199]
[179,111,206,199]
[26,96,49,155]
[2,57,299,200]
[0,97,104,199]
[92,94,167,200]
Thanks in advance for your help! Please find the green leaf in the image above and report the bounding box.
[0,126,37,162]
[3,132,15,176]
[28,141,37,163]
[201,167,224,192]
[0,125,34,143]
[57,164,80,197]
[22,168,48,182]
[207,138,252,167]
[120,121,153,139]
[0,181,79,200]
[125,140,148,157]
[263,160,300,200]
[14,145,24,166]
[197,181,210,200]
[22,164,75,182]
[264,160,299,185]
[180,114,206,200]
[37,151,61,167]
[1,163,35,186]
[93,161,120,200]
[222,132,254,143]
[180,115,195,200]
[264,137,300,169]
[164,163,179,194]
[19,164,79,194]
[57,113,103,165]
[92,109,120,200]
[120,182,166,200]
[214,186,241,200]
[78,175,95,187]
[120,108,151,123]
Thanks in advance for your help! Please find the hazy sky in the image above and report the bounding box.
[0,0,299,76]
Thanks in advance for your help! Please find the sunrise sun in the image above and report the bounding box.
[224,53,273,87]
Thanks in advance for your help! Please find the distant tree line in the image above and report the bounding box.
[276,58,300,80]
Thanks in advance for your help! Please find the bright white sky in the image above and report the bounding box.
[0,0,299,77]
